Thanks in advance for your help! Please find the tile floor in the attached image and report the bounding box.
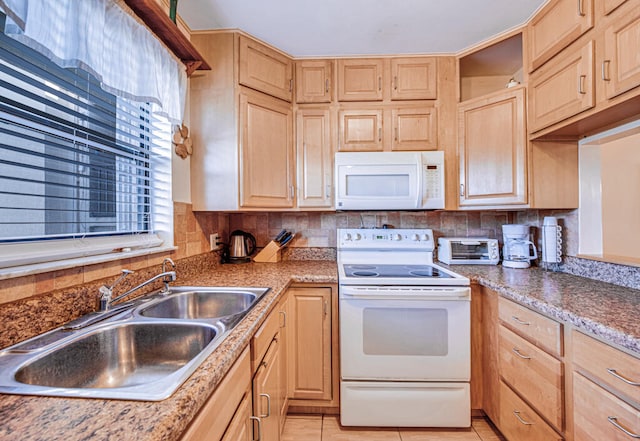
[282,415,506,441]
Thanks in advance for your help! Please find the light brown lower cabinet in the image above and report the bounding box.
[499,381,563,441]
[180,347,252,441]
[253,339,281,441]
[288,287,332,401]
[573,372,640,441]
[221,392,254,441]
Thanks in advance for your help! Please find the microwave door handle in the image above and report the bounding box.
[460,241,481,245]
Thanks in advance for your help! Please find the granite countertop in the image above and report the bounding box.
[451,264,640,355]
[2,259,639,441]
[0,260,338,441]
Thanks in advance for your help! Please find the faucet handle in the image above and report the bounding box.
[99,269,134,311]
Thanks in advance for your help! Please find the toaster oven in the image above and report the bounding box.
[437,238,500,265]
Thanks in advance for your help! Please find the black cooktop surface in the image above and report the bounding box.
[342,264,453,279]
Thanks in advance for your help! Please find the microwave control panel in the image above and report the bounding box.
[421,152,444,208]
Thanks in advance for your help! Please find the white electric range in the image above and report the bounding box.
[338,228,471,428]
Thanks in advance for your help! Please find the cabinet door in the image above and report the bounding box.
[391,106,437,151]
[296,60,332,103]
[239,35,293,102]
[390,57,437,100]
[458,87,527,207]
[338,109,384,151]
[296,109,333,208]
[239,90,294,208]
[528,0,594,71]
[481,286,501,426]
[529,41,595,132]
[602,4,640,99]
[277,295,289,432]
[288,287,332,401]
[221,392,254,441]
[337,59,384,101]
[253,339,281,441]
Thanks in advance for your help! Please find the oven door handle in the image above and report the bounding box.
[340,286,470,300]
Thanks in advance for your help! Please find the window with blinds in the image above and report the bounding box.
[0,28,169,243]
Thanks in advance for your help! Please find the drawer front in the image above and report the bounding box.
[251,307,280,371]
[572,330,640,404]
[498,297,563,357]
[574,372,640,441]
[499,325,564,429]
[499,381,563,441]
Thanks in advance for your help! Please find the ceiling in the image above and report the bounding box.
[178,0,547,58]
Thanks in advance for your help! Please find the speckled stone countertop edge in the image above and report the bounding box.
[471,273,640,355]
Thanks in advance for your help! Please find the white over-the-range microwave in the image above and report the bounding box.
[334,151,445,210]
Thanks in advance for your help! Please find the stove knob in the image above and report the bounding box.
[354,233,362,241]
[411,234,420,241]
[392,233,402,241]
[343,233,352,241]
[421,233,430,241]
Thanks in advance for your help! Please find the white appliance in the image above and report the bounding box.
[502,224,538,269]
[334,151,444,210]
[541,216,562,268]
[338,228,471,428]
[437,237,500,265]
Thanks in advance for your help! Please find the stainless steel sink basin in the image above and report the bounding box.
[139,286,269,320]
[0,285,270,401]
[0,321,224,400]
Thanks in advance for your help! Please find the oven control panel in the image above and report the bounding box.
[338,228,435,250]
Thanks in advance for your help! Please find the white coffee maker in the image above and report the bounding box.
[502,224,538,269]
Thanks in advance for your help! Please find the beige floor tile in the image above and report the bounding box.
[471,418,505,441]
[399,427,481,441]
[322,415,402,441]
[282,415,322,441]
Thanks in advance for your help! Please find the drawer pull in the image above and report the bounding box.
[512,348,532,360]
[607,368,640,386]
[511,316,531,326]
[250,416,262,441]
[259,393,271,418]
[608,416,640,438]
[513,410,534,426]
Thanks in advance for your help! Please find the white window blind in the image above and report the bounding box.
[0,25,172,268]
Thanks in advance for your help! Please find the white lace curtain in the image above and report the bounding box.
[0,0,187,123]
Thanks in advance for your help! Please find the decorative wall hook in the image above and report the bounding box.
[172,123,192,159]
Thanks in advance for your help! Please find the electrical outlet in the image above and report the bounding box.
[210,233,222,251]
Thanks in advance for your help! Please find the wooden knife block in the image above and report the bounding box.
[253,240,283,263]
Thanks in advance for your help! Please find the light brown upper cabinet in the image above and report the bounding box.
[338,108,384,151]
[528,0,594,72]
[337,59,384,101]
[603,0,628,15]
[390,57,437,100]
[239,35,294,102]
[296,108,334,208]
[391,106,437,151]
[239,90,294,208]
[458,87,527,207]
[602,4,640,100]
[296,60,333,103]
[529,41,595,132]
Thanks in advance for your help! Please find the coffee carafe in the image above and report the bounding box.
[502,224,538,269]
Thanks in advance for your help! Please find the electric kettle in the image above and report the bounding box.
[227,230,256,263]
